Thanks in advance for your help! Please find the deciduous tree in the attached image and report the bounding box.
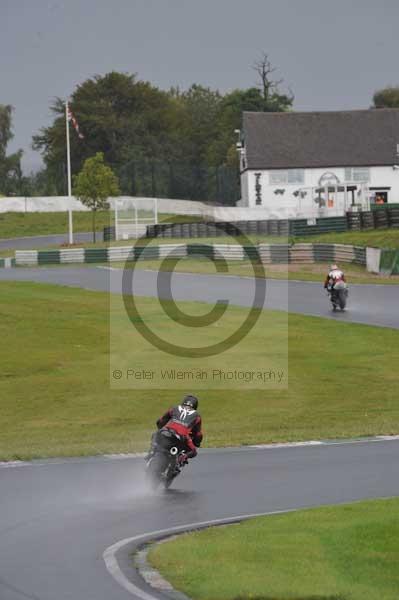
[32,60,294,204]
[74,152,119,243]
[373,86,399,108]
[0,104,23,196]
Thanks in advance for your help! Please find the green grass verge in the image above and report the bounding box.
[0,211,112,239]
[0,211,202,240]
[148,498,399,600]
[109,258,399,285]
[296,228,399,249]
[0,282,398,460]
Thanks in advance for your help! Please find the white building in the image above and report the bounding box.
[239,109,399,219]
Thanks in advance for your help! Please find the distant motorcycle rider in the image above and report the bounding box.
[324,264,346,292]
[148,395,203,468]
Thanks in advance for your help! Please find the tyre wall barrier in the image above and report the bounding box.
[143,217,344,239]
[103,209,399,241]
[347,207,399,230]
[14,243,368,268]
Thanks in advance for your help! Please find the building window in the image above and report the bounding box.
[269,169,305,185]
[344,167,370,182]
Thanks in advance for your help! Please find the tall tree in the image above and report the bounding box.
[373,87,399,108]
[33,72,174,194]
[208,82,293,170]
[32,63,294,204]
[172,85,222,199]
[252,52,294,112]
[0,105,23,196]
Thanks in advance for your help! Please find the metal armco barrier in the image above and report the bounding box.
[14,243,367,268]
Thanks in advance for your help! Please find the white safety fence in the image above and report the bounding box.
[0,195,351,221]
[0,196,208,215]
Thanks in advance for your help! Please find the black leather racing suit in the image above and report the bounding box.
[156,405,203,458]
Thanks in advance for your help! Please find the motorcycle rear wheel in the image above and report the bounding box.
[164,460,180,489]
[338,290,347,310]
[146,453,169,490]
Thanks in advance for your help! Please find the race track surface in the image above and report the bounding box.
[1,440,399,600]
[0,266,398,328]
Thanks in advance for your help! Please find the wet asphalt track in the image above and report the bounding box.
[1,440,399,600]
[0,265,398,328]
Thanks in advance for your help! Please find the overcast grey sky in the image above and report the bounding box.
[2,0,399,172]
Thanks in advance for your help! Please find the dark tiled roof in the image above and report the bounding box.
[242,109,399,170]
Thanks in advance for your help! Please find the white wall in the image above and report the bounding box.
[240,165,399,218]
[0,196,208,215]
[3,167,398,224]
[0,196,90,213]
[368,165,399,197]
[208,206,279,221]
[0,195,266,222]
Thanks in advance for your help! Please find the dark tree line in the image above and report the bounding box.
[3,54,294,201]
[31,55,293,204]
[3,57,399,202]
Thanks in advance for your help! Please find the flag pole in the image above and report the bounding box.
[65,100,74,245]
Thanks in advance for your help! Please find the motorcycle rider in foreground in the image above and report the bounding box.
[147,394,203,472]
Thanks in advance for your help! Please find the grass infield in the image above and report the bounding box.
[148,498,399,600]
[0,211,201,240]
[0,282,398,460]
[295,228,399,250]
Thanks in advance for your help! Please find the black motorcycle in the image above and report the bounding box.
[145,429,187,490]
[329,280,349,311]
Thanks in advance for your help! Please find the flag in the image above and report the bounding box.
[67,107,84,139]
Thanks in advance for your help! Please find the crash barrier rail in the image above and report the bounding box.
[0,257,15,268]
[14,243,367,268]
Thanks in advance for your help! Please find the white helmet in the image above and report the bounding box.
[330,264,338,271]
